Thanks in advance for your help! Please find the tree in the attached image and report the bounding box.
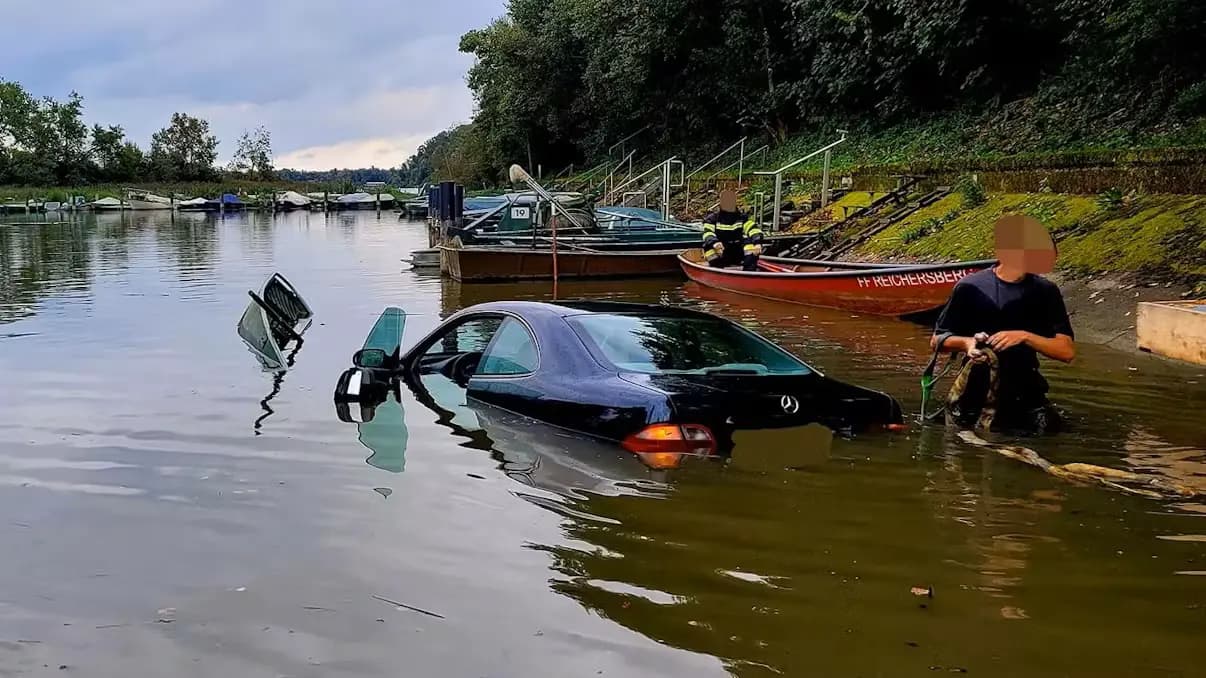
[149,112,219,181]
[91,125,126,177]
[228,126,274,180]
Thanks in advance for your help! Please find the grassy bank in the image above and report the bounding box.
[852,192,1206,286]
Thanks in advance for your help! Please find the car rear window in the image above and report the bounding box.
[566,313,812,375]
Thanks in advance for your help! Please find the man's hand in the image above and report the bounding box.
[987,330,1030,351]
[966,343,988,363]
[713,242,725,254]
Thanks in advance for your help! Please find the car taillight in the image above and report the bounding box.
[622,424,717,457]
[885,423,909,432]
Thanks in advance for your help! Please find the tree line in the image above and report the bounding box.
[406,0,1206,185]
[0,79,276,186]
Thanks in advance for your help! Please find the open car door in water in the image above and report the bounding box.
[236,273,314,371]
[335,301,904,469]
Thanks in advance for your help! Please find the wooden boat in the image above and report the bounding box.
[678,249,995,316]
[440,245,684,282]
[1137,300,1206,365]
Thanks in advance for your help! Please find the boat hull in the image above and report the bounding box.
[446,225,699,252]
[679,250,994,316]
[125,200,174,211]
[441,246,684,282]
[1137,300,1206,365]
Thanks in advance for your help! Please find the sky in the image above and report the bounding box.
[0,0,504,170]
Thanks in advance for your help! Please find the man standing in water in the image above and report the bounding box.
[702,189,763,271]
[931,215,1075,432]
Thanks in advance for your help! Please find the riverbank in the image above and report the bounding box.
[836,190,1204,356]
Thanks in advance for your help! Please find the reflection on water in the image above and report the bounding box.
[0,210,1203,677]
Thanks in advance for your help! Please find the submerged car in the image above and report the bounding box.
[335,301,903,465]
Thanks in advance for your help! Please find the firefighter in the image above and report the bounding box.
[702,189,763,271]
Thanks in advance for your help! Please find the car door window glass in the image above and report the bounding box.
[422,317,503,358]
[478,318,538,375]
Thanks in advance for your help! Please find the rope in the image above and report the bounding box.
[933,347,1198,500]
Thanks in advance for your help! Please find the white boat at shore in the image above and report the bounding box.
[276,190,312,209]
[335,192,396,210]
[125,190,174,211]
[89,197,127,211]
[177,197,209,211]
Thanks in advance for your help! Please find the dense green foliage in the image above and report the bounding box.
[418,0,1206,184]
[0,79,277,186]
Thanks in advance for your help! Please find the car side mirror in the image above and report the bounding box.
[354,348,388,369]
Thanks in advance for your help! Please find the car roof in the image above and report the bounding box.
[458,300,721,320]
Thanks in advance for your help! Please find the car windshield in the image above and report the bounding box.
[566,313,812,375]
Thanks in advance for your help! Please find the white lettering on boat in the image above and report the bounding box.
[856,268,979,289]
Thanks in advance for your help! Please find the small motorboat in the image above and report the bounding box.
[88,197,126,211]
[276,190,312,210]
[205,194,246,211]
[336,192,396,210]
[177,197,209,211]
[125,190,174,210]
[678,249,995,317]
[402,248,442,269]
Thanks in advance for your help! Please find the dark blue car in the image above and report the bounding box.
[336,301,903,464]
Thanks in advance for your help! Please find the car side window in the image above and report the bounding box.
[477,318,538,375]
[422,316,503,357]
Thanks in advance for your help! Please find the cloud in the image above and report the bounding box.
[0,0,503,169]
[277,135,434,170]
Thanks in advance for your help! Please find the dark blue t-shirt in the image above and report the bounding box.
[934,269,1073,405]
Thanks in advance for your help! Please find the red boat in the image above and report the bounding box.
[678,249,995,316]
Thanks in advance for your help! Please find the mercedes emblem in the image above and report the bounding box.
[780,395,800,414]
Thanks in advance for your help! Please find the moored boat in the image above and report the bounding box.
[204,193,247,211]
[678,249,995,316]
[125,190,174,210]
[440,245,684,282]
[177,197,209,211]
[276,190,312,210]
[336,192,396,210]
[88,197,126,211]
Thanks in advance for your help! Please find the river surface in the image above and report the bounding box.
[0,210,1203,677]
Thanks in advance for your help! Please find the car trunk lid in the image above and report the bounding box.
[619,372,902,441]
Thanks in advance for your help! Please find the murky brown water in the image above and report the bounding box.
[0,211,1203,677]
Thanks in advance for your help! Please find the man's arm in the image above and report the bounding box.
[930,283,978,354]
[1027,333,1075,362]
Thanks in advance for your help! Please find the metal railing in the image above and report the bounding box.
[752,131,848,231]
[604,157,683,219]
[607,126,649,162]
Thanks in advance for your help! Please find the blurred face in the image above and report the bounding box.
[995,214,1056,273]
[719,190,737,212]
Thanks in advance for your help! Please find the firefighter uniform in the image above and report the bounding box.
[702,209,763,271]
